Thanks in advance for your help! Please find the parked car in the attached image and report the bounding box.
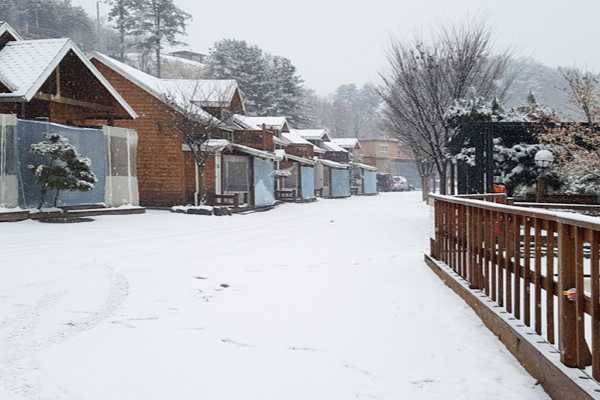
[391,176,409,191]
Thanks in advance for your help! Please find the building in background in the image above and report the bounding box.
[359,138,420,188]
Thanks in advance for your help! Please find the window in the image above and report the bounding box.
[224,156,249,192]
[380,144,389,157]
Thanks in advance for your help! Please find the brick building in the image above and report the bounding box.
[359,138,420,188]
[90,52,245,207]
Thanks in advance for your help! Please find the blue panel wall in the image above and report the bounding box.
[300,166,315,200]
[16,120,107,208]
[253,157,275,207]
[364,170,378,194]
[331,168,351,198]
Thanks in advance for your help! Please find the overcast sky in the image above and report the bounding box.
[77,0,600,95]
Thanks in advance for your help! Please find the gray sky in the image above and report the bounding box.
[78,0,600,95]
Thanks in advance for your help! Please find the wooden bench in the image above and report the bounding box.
[207,193,240,208]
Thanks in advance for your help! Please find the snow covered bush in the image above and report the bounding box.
[493,139,559,194]
[448,93,561,193]
[28,134,97,208]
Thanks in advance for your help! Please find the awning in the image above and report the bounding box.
[350,162,377,172]
[285,153,316,166]
[319,159,350,169]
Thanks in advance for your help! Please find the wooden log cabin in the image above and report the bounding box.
[0,23,140,211]
[0,22,136,124]
[89,52,247,207]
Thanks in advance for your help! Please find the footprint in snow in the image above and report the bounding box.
[345,364,375,378]
[221,338,253,348]
[410,378,435,388]
[289,346,320,352]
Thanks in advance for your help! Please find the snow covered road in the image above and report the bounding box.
[0,192,549,399]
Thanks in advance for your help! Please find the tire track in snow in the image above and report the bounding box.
[0,262,129,399]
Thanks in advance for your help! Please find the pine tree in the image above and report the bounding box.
[29,134,97,208]
[130,0,191,78]
[205,39,272,115]
[267,55,304,125]
[107,0,137,61]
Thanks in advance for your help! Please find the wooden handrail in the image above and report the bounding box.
[431,194,600,231]
[431,194,600,379]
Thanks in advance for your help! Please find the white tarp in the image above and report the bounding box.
[0,114,17,208]
[104,126,139,207]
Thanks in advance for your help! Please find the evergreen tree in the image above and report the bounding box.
[265,55,304,125]
[106,0,137,61]
[130,0,191,78]
[205,39,272,115]
[29,134,97,208]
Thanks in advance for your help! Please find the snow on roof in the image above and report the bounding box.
[200,139,276,160]
[231,143,277,160]
[92,52,238,107]
[333,138,360,149]
[321,141,348,153]
[351,162,377,171]
[91,52,238,122]
[0,39,136,118]
[201,139,230,152]
[0,21,22,41]
[273,136,287,146]
[284,153,316,166]
[232,115,289,131]
[319,158,350,169]
[162,53,205,68]
[281,130,312,146]
[292,128,330,141]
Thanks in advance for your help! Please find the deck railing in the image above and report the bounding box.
[431,194,600,379]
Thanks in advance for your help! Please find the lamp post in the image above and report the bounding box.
[534,149,554,203]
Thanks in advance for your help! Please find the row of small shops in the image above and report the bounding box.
[0,21,378,218]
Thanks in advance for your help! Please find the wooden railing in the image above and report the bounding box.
[431,194,600,379]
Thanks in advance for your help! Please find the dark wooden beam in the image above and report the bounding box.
[34,93,115,113]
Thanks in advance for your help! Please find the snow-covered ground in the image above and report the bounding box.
[0,192,548,400]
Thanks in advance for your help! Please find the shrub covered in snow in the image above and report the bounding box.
[28,134,97,208]
[448,93,562,193]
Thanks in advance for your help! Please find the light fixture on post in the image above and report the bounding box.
[534,149,554,202]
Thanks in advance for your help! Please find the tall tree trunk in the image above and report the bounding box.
[438,162,448,195]
[421,175,430,202]
[53,190,60,208]
[119,26,125,61]
[155,13,161,78]
[156,47,161,78]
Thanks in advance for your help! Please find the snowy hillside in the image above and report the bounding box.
[504,59,582,121]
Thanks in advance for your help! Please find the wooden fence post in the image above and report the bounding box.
[558,223,592,367]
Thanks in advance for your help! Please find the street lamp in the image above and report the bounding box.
[534,149,554,202]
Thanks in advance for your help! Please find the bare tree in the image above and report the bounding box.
[162,82,233,204]
[378,20,513,194]
[382,108,435,200]
[558,67,600,125]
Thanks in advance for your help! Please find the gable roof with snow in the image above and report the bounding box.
[0,31,136,118]
[281,130,312,146]
[0,21,22,42]
[321,141,348,153]
[232,115,290,132]
[293,128,331,142]
[91,52,242,115]
[333,138,361,150]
